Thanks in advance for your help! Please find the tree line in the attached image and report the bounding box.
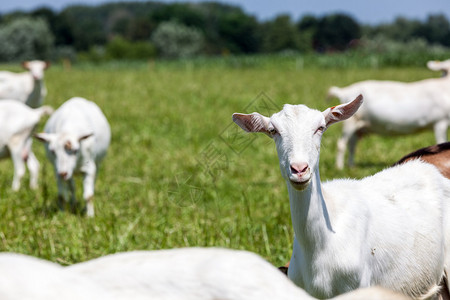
[0,1,449,62]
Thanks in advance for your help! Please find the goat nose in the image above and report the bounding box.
[59,172,68,179]
[290,162,309,175]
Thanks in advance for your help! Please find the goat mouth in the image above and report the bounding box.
[289,178,310,190]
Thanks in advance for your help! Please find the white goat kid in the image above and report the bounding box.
[0,100,52,190]
[233,95,450,299]
[328,63,450,169]
[35,97,111,217]
[0,60,50,108]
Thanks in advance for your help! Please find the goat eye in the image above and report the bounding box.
[315,126,325,134]
[269,127,278,135]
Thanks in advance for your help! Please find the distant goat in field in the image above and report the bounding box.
[0,60,50,108]
[35,97,110,217]
[233,95,450,299]
[328,60,450,169]
[427,59,450,77]
[0,100,53,191]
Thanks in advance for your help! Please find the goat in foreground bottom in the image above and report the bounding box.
[0,249,410,300]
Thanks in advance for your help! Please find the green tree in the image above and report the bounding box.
[297,14,319,52]
[150,3,206,28]
[127,17,154,41]
[0,17,54,61]
[368,17,421,43]
[423,14,450,46]
[262,15,301,53]
[217,12,261,53]
[105,36,156,60]
[151,21,204,58]
[314,14,361,51]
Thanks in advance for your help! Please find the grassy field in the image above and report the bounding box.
[0,56,438,267]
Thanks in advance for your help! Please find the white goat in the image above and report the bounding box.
[0,249,409,300]
[0,100,53,190]
[35,97,111,217]
[328,62,450,169]
[0,60,50,108]
[233,95,450,299]
[427,59,450,77]
[65,248,408,300]
[0,253,114,300]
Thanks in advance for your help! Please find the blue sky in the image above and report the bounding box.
[1,0,450,24]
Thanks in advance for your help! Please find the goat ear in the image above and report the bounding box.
[34,133,53,143]
[79,133,94,142]
[323,94,363,127]
[44,61,51,69]
[232,112,270,134]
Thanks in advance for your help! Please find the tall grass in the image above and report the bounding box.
[0,57,439,266]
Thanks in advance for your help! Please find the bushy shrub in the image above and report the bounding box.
[151,21,204,58]
[357,35,450,66]
[0,17,54,62]
[105,36,157,60]
[51,45,77,62]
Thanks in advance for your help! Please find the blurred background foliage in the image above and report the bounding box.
[0,1,449,63]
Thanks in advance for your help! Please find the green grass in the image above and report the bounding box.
[0,57,438,267]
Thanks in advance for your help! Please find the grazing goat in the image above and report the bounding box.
[35,97,111,217]
[0,249,409,300]
[328,62,450,169]
[0,100,53,190]
[0,60,50,108]
[233,95,450,299]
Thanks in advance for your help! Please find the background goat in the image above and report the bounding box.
[0,100,52,191]
[35,97,111,217]
[0,60,50,108]
[328,60,450,169]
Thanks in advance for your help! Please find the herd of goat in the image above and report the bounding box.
[1,59,450,299]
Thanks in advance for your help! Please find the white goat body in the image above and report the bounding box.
[67,248,309,300]
[0,253,114,300]
[329,62,450,169]
[0,100,52,190]
[0,249,409,300]
[233,95,450,299]
[35,97,111,217]
[0,60,49,108]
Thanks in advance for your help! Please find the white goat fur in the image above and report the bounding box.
[35,97,111,217]
[328,59,450,169]
[0,253,114,300]
[427,59,450,77]
[0,60,49,108]
[0,249,410,300]
[233,95,450,299]
[0,100,53,190]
